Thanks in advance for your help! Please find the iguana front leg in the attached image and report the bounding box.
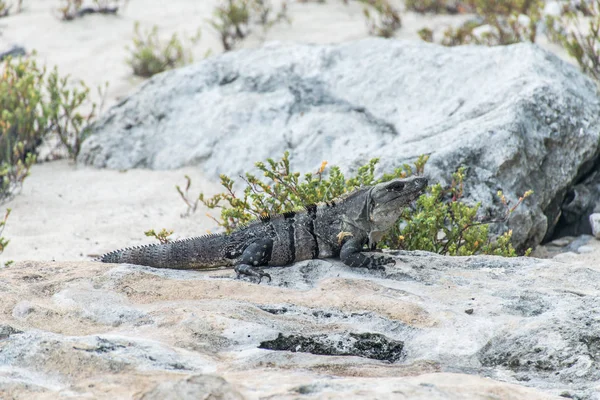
[234,239,272,284]
[339,236,395,270]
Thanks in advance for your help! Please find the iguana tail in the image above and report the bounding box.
[97,234,234,270]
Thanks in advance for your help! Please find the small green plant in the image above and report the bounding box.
[0,208,10,261]
[0,54,98,258]
[1,54,98,198]
[360,0,402,38]
[418,27,434,42]
[126,22,200,78]
[0,56,45,195]
[547,0,600,81]
[210,0,289,51]
[197,152,530,257]
[250,0,289,28]
[211,0,251,51]
[176,175,199,217]
[0,0,22,17]
[58,0,82,19]
[144,228,173,244]
[389,167,533,255]
[405,0,467,14]
[58,0,126,20]
[438,0,543,46]
[46,69,105,158]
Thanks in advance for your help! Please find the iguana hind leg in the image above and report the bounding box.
[234,239,273,284]
[340,237,395,270]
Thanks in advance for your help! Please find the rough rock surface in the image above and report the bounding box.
[79,39,600,250]
[3,244,600,399]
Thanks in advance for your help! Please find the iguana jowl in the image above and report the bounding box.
[99,176,428,283]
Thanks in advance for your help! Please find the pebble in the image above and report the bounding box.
[552,251,579,261]
[548,237,573,247]
[577,245,594,254]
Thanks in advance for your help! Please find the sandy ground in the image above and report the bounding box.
[0,160,221,262]
[0,0,589,264]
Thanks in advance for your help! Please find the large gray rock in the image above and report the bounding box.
[79,39,600,250]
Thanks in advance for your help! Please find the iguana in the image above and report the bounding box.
[98,176,428,283]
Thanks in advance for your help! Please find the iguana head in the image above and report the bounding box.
[338,176,428,246]
[367,176,428,235]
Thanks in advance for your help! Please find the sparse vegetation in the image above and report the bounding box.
[360,0,401,37]
[176,175,199,217]
[47,70,105,158]
[547,0,600,81]
[0,0,22,17]
[58,0,126,21]
[418,27,434,42]
[211,0,250,51]
[195,152,530,257]
[211,0,289,51]
[422,0,544,46]
[57,0,82,19]
[0,56,43,203]
[144,228,173,244]
[251,0,289,28]
[126,22,201,78]
[405,0,467,14]
[388,167,533,256]
[1,54,99,205]
[0,208,10,261]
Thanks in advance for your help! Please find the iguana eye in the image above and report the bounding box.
[385,181,405,192]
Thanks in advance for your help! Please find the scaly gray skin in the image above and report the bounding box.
[99,176,428,283]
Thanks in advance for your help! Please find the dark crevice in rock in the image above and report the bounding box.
[351,106,398,136]
[73,337,127,353]
[258,332,405,363]
[545,154,600,242]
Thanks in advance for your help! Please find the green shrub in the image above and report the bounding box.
[0,208,10,261]
[46,68,101,158]
[546,0,600,81]
[176,175,199,217]
[418,27,435,42]
[57,0,82,19]
[0,0,22,17]
[211,0,250,51]
[250,0,289,28]
[211,0,289,51]
[1,56,44,204]
[439,0,543,46]
[0,54,98,258]
[126,22,200,78]
[360,0,402,38]
[389,167,532,256]
[144,228,173,244]
[58,0,126,20]
[197,152,530,257]
[405,0,466,14]
[1,55,98,201]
